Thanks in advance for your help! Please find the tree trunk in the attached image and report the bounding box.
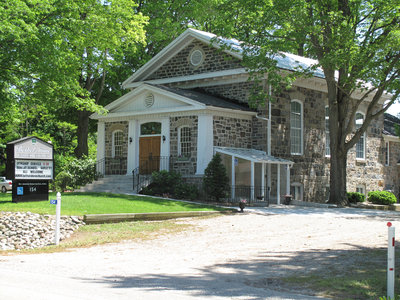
[328,150,348,206]
[74,109,91,158]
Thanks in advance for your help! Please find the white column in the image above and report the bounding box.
[160,117,170,170]
[127,120,136,175]
[286,164,290,196]
[251,161,255,201]
[231,156,235,200]
[261,163,265,199]
[96,122,105,175]
[196,114,213,175]
[277,164,281,204]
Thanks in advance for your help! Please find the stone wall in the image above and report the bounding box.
[104,121,129,175]
[213,116,252,148]
[147,41,243,81]
[203,81,256,103]
[383,141,400,198]
[169,116,198,175]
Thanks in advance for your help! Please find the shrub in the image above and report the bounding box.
[65,156,96,187]
[368,191,397,205]
[54,171,73,192]
[203,153,229,201]
[347,192,366,203]
[174,183,199,201]
[149,170,182,195]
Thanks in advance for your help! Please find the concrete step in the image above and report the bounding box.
[76,175,135,194]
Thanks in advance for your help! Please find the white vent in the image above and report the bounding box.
[190,49,204,67]
[144,93,154,108]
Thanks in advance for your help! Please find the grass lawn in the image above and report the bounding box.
[0,192,227,215]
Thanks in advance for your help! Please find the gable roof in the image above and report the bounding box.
[122,28,325,89]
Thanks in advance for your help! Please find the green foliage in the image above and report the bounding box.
[54,171,73,192]
[203,154,229,201]
[174,183,199,201]
[368,191,397,205]
[141,170,199,200]
[347,192,366,204]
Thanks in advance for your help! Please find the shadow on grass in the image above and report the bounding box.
[75,245,399,299]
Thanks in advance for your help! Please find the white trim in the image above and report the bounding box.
[383,134,400,143]
[290,100,303,155]
[385,141,390,166]
[325,105,330,157]
[291,182,303,201]
[124,68,247,89]
[127,120,137,175]
[355,112,366,160]
[196,115,214,174]
[96,122,105,174]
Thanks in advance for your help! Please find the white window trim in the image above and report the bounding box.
[355,112,366,161]
[325,106,330,157]
[356,184,366,195]
[291,182,303,201]
[290,100,304,155]
[112,130,123,158]
[385,141,390,166]
[178,125,191,158]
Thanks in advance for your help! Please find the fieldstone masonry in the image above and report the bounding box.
[0,212,84,251]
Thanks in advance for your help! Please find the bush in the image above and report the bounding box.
[65,157,96,187]
[148,170,182,195]
[203,153,229,201]
[368,191,397,205]
[54,171,73,192]
[347,192,366,203]
[174,183,199,201]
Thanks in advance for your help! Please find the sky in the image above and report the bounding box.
[386,102,400,117]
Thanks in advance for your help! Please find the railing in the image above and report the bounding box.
[96,157,127,176]
[202,185,270,205]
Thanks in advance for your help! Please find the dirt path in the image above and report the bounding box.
[0,206,398,300]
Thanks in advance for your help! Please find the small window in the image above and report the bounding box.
[356,185,365,195]
[325,106,330,157]
[178,126,191,158]
[385,142,390,166]
[355,112,365,160]
[290,100,303,155]
[112,130,123,157]
[290,183,303,201]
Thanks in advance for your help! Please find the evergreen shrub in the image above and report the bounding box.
[203,153,229,201]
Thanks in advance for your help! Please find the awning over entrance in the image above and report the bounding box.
[214,147,293,165]
[214,147,294,204]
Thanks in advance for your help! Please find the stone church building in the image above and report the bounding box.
[91,28,400,203]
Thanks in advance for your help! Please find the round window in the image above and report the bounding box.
[190,49,204,67]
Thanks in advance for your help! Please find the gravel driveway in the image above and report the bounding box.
[0,205,398,300]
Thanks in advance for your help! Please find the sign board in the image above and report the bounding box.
[12,181,49,202]
[50,199,57,205]
[14,138,53,160]
[15,160,53,180]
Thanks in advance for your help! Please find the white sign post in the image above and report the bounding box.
[387,222,395,300]
[55,192,61,245]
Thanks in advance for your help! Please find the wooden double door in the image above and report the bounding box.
[139,136,161,174]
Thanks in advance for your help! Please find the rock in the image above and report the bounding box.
[0,212,84,251]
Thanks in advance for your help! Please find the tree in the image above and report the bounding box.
[222,0,400,206]
[0,0,147,158]
[203,154,229,201]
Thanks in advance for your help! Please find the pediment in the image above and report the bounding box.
[92,84,205,119]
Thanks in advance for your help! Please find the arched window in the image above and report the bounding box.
[178,126,191,158]
[112,130,123,157]
[355,112,365,159]
[325,106,330,156]
[290,100,303,155]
